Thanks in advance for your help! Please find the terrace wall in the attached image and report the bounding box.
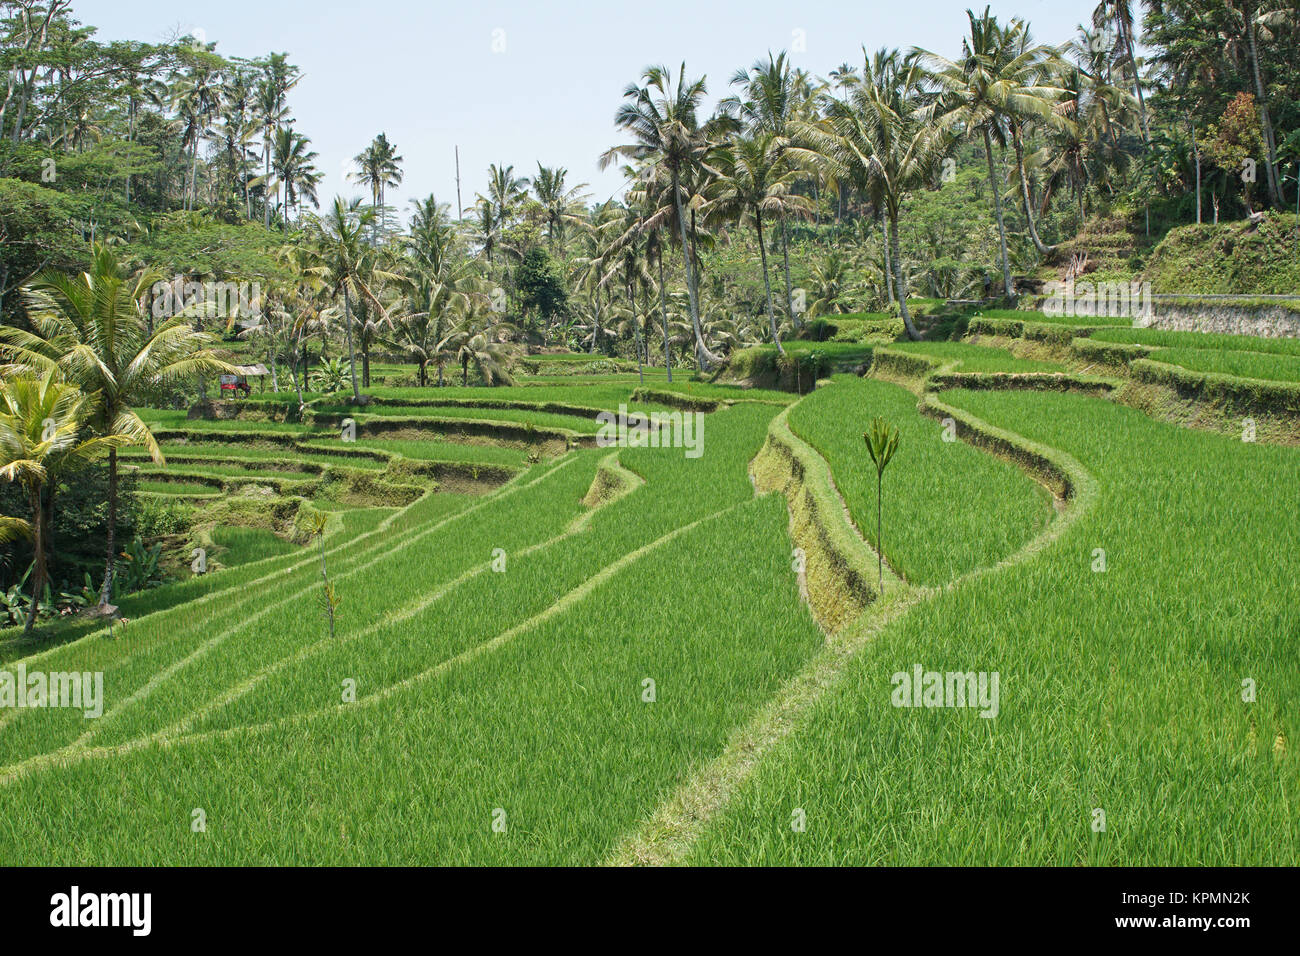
[1137,297,1300,339]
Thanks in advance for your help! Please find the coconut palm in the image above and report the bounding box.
[598,203,654,382]
[531,164,590,252]
[806,250,871,316]
[0,375,125,632]
[273,127,322,227]
[601,64,725,370]
[170,46,225,210]
[792,53,946,340]
[919,8,1065,298]
[571,201,621,356]
[302,197,397,402]
[708,133,814,355]
[1,244,229,605]
[1092,0,1150,144]
[482,163,530,235]
[257,53,300,227]
[351,133,404,241]
[448,307,519,386]
[724,51,816,324]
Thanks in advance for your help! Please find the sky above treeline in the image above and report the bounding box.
[77,0,1096,222]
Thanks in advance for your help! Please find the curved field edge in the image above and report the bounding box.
[680,389,1299,866]
[606,379,1096,865]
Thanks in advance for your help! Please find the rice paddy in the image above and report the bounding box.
[2,343,1296,867]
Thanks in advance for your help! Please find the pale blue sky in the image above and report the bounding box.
[77,0,1095,221]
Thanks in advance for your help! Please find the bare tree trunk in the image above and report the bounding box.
[342,288,361,402]
[1246,10,1282,208]
[880,215,894,306]
[657,248,672,383]
[756,211,784,355]
[264,138,272,227]
[1188,113,1202,224]
[99,447,118,606]
[1117,11,1150,144]
[670,168,722,369]
[890,216,921,341]
[628,277,643,385]
[23,487,45,634]
[780,217,798,329]
[983,126,1014,300]
[1013,126,1054,256]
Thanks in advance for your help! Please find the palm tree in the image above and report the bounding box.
[216,65,261,219]
[1,244,229,605]
[806,250,870,316]
[389,278,467,386]
[708,133,814,355]
[601,64,725,370]
[793,53,946,340]
[170,46,224,211]
[1221,1,1287,207]
[724,51,816,324]
[1001,23,1070,256]
[303,198,395,402]
[0,375,122,633]
[599,203,654,382]
[351,133,404,242]
[571,201,621,356]
[920,8,1064,299]
[273,127,321,227]
[449,306,519,386]
[257,53,299,228]
[115,42,166,205]
[531,164,590,251]
[484,163,530,231]
[1092,0,1150,143]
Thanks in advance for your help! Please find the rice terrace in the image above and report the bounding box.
[0,0,1297,890]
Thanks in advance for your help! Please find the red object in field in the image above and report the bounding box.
[220,367,265,398]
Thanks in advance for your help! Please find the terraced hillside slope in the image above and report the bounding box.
[0,359,1295,865]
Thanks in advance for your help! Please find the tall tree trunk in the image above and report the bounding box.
[628,278,643,385]
[880,215,894,305]
[264,138,272,227]
[1117,11,1150,144]
[670,167,722,369]
[1013,126,1054,256]
[99,447,118,606]
[23,486,45,634]
[1188,113,1202,224]
[780,217,798,329]
[890,215,921,341]
[189,139,200,211]
[342,288,361,402]
[1246,10,1282,207]
[657,248,672,383]
[756,211,784,355]
[983,126,1014,300]
[289,345,305,409]
[125,100,135,204]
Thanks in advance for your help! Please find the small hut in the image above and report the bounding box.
[219,364,270,398]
